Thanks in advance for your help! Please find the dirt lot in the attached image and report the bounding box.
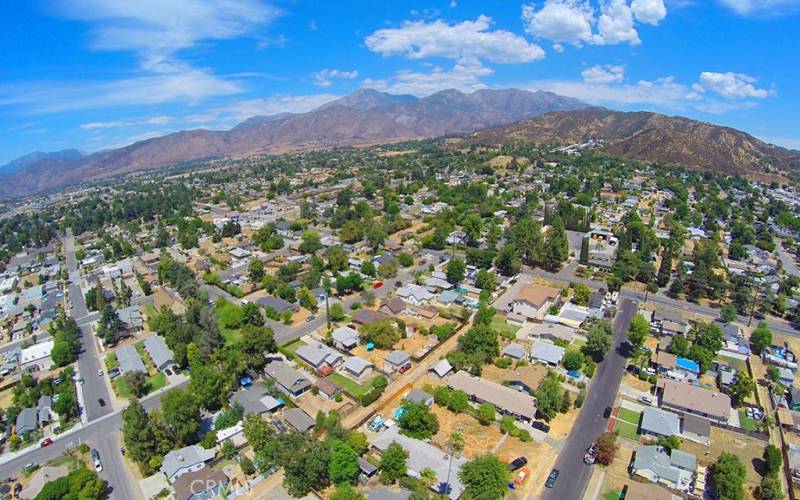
[498,436,559,499]
[429,405,505,459]
[548,406,581,440]
[680,427,768,496]
[601,439,638,496]
[481,364,548,390]
[293,390,352,417]
[351,345,392,370]
[396,334,436,356]
[622,373,653,393]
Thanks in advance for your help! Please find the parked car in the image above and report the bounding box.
[507,457,528,471]
[373,281,383,289]
[108,368,121,379]
[40,438,53,447]
[584,444,597,465]
[97,369,103,377]
[97,398,105,407]
[272,418,287,433]
[306,315,315,323]
[514,467,529,485]
[638,395,654,406]
[91,449,102,472]
[603,407,612,419]
[23,463,38,472]
[545,469,560,488]
[532,421,550,433]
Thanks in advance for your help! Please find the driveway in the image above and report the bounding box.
[541,298,637,500]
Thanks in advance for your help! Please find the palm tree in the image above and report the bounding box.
[443,431,464,495]
[420,467,437,488]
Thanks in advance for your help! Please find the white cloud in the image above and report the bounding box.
[582,64,625,83]
[365,15,544,64]
[520,69,774,114]
[314,69,359,87]
[362,61,491,96]
[522,0,669,47]
[1,1,280,114]
[184,93,342,124]
[0,68,242,113]
[80,115,173,130]
[598,0,640,45]
[692,72,771,99]
[57,0,280,71]
[717,0,800,16]
[522,1,599,45]
[631,0,667,24]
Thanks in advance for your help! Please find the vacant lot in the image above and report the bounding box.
[498,434,559,499]
[680,427,768,496]
[429,405,504,459]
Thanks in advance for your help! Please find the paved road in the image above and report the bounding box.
[542,298,637,500]
[63,229,140,499]
[0,380,187,494]
[776,240,800,279]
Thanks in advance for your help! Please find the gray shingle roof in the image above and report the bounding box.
[295,343,342,368]
[284,408,315,432]
[16,407,37,434]
[116,344,147,374]
[640,407,680,436]
[343,356,373,375]
[160,445,215,480]
[143,335,174,369]
[384,350,410,366]
[530,342,565,364]
[265,360,311,394]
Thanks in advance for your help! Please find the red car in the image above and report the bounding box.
[40,438,53,447]
[373,281,383,289]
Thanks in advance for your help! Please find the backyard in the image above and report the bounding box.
[328,373,373,398]
[491,316,520,339]
[113,371,167,399]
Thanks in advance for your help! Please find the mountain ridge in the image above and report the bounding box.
[0,88,588,199]
[465,107,800,176]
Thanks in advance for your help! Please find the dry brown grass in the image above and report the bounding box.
[351,345,392,369]
[498,436,558,499]
[429,405,504,459]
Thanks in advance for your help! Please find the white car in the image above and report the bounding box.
[638,395,654,406]
[97,369,103,377]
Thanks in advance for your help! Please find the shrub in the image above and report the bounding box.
[494,357,512,369]
[583,360,596,378]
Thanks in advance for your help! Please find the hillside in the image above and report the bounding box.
[0,88,588,199]
[467,108,800,176]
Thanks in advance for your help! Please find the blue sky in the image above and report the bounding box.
[1,0,799,165]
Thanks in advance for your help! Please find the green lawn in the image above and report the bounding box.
[603,491,622,500]
[572,338,587,348]
[280,339,307,357]
[329,373,372,398]
[617,407,642,425]
[491,316,520,338]
[105,352,119,371]
[615,420,641,441]
[739,409,758,431]
[719,355,748,373]
[113,372,168,399]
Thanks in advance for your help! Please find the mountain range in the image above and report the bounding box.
[1,88,798,199]
[467,108,800,177]
[0,88,587,199]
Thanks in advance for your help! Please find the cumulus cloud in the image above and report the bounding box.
[598,0,640,45]
[314,69,359,87]
[362,60,491,96]
[692,72,771,99]
[522,0,668,47]
[522,1,598,45]
[582,64,625,83]
[631,0,667,24]
[365,15,545,64]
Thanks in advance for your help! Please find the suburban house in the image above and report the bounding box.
[353,309,391,327]
[331,326,360,351]
[342,356,374,382]
[652,308,690,336]
[295,343,343,375]
[116,344,147,374]
[19,340,54,373]
[265,360,312,398]
[316,378,342,400]
[373,426,466,499]
[502,343,527,361]
[231,385,283,415]
[631,445,696,491]
[518,322,575,344]
[404,389,434,407]
[383,350,411,373]
[396,284,435,306]
[447,371,537,423]
[256,296,298,315]
[429,359,453,379]
[509,285,561,321]
[143,335,175,371]
[625,481,683,500]
[153,287,187,315]
[653,351,677,373]
[639,407,681,439]
[657,379,732,422]
[681,414,711,444]
[117,305,144,335]
[172,468,229,500]
[379,297,408,316]
[37,395,52,426]
[530,342,565,366]
[160,445,216,483]
[16,407,37,435]
[284,408,315,432]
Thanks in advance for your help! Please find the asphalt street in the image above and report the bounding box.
[63,230,140,499]
[542,297,637,500]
